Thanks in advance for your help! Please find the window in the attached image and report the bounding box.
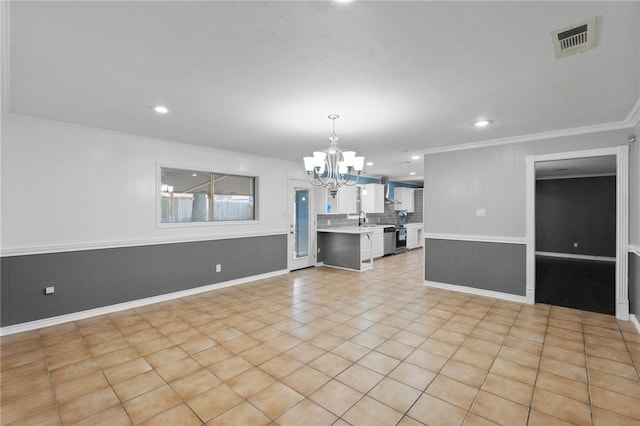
[160,167,256,223]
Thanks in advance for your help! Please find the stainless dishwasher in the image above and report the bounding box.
[383,226,395,256]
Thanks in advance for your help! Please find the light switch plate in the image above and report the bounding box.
[45,286,55,295]
[476,208,486,218]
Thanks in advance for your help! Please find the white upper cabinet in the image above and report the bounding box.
[336,185,359,214]
[362,184,385,214]
[315,185,359,215]
[394,187,415,212]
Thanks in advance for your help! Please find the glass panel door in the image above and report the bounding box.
[294,189,310,258]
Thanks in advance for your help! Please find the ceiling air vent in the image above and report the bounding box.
[551,17,596,59]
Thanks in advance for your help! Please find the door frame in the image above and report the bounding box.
[525,146,629,319]
[287,179,317,271]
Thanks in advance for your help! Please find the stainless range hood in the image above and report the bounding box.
[380,177,400,204]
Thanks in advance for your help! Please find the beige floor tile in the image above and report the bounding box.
[241,343,282,365]
[480,372,533,406]
[308,379,363,416]
[55,370,111,404]
[471,390,529,426]
[0,388,56,424]
[426,375,479,410]
[259,354,304,379]
[207,400,270,426]
[453,346,495,370]
[187,383,243,422]
[587,354,638,379]
[527,409,574,426]
[531,388,591,425]
[343,395,403,426]
[419,337,459,358]
[192,345,234,367]
[50,359,100,385]
[285,342,326,364]
[407,393,467,425]
[95,347,140,369]
[535,370,589,403]
[356,350,400,375]
[226,367,276,398]
[275,398,337,426]
[463,413,499,426]
[170,368,222,400]
[539,356,587,383]
[331,341,371,362]
[590,385,640,420]
[249,382,304,419]
[72,405,133,426]
[6,407,62,426]
[588,370,640,398]
[308,352,352,377]
[59,387,120,424]
[145,346,188,368]
[440,359,487,388]
[335,363,384,393]
[208,356,254,381]
[112,370,165,402]
[0,372,52,403]
[404,348,449,372]
[281,365,331,396]
[46,347,93,371]
[490,357,537,386]
[388,361,437,391]
[123,384,182,424]
[368,377,422,413]
[103,357,153,384]
[591,406,640,426]
[141,403,202,426]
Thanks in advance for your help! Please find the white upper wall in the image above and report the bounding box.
[424,128,633,238]
[1,114,305,255]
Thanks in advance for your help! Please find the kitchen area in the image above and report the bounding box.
[316,178,423,272]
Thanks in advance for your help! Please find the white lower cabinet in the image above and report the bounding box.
[405,224,423,250]
[372,229,384,258]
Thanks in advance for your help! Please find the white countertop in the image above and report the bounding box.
[318,226,383,234]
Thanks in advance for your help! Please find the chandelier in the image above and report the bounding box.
[303,114,365,198]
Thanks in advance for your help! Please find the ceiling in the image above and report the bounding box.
[3,1,639,183]
[535,156,617,179]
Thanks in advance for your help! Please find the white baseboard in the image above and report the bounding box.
[0,269,288,336]
[424,280,528,304]
[630,314,640,335]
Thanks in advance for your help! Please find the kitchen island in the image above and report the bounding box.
[317,227,375,272]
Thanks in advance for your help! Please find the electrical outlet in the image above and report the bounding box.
[476,208,486,218]
[44,286,55,295]
[573,242,578,248]
[317,248,321,253]
[328,220,331,226]
[216,264,222,272]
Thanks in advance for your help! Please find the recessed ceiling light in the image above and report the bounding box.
[474,120,492,127]
[410,172,416,176]
[192,173,197,177]
[411,155,420,160]
[366,162,374,166]
[152,105,169,114]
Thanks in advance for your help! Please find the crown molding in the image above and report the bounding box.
[626,97,640,126]
[422,120,633,155]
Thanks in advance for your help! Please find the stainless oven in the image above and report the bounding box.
[395,226,406,254]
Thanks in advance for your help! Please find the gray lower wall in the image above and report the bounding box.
[630,252,640,316]
[318,233,361,270]
[424,239,526,296]
[1,234,287,327]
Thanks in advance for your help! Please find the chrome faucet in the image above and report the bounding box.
[358,210,366,226]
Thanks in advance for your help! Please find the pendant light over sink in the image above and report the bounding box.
[303,114,365,198]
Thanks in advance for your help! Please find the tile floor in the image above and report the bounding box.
[1,248,639,425]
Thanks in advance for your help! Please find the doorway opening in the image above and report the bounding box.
[525,146,629,320]
[535,159,616,314]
